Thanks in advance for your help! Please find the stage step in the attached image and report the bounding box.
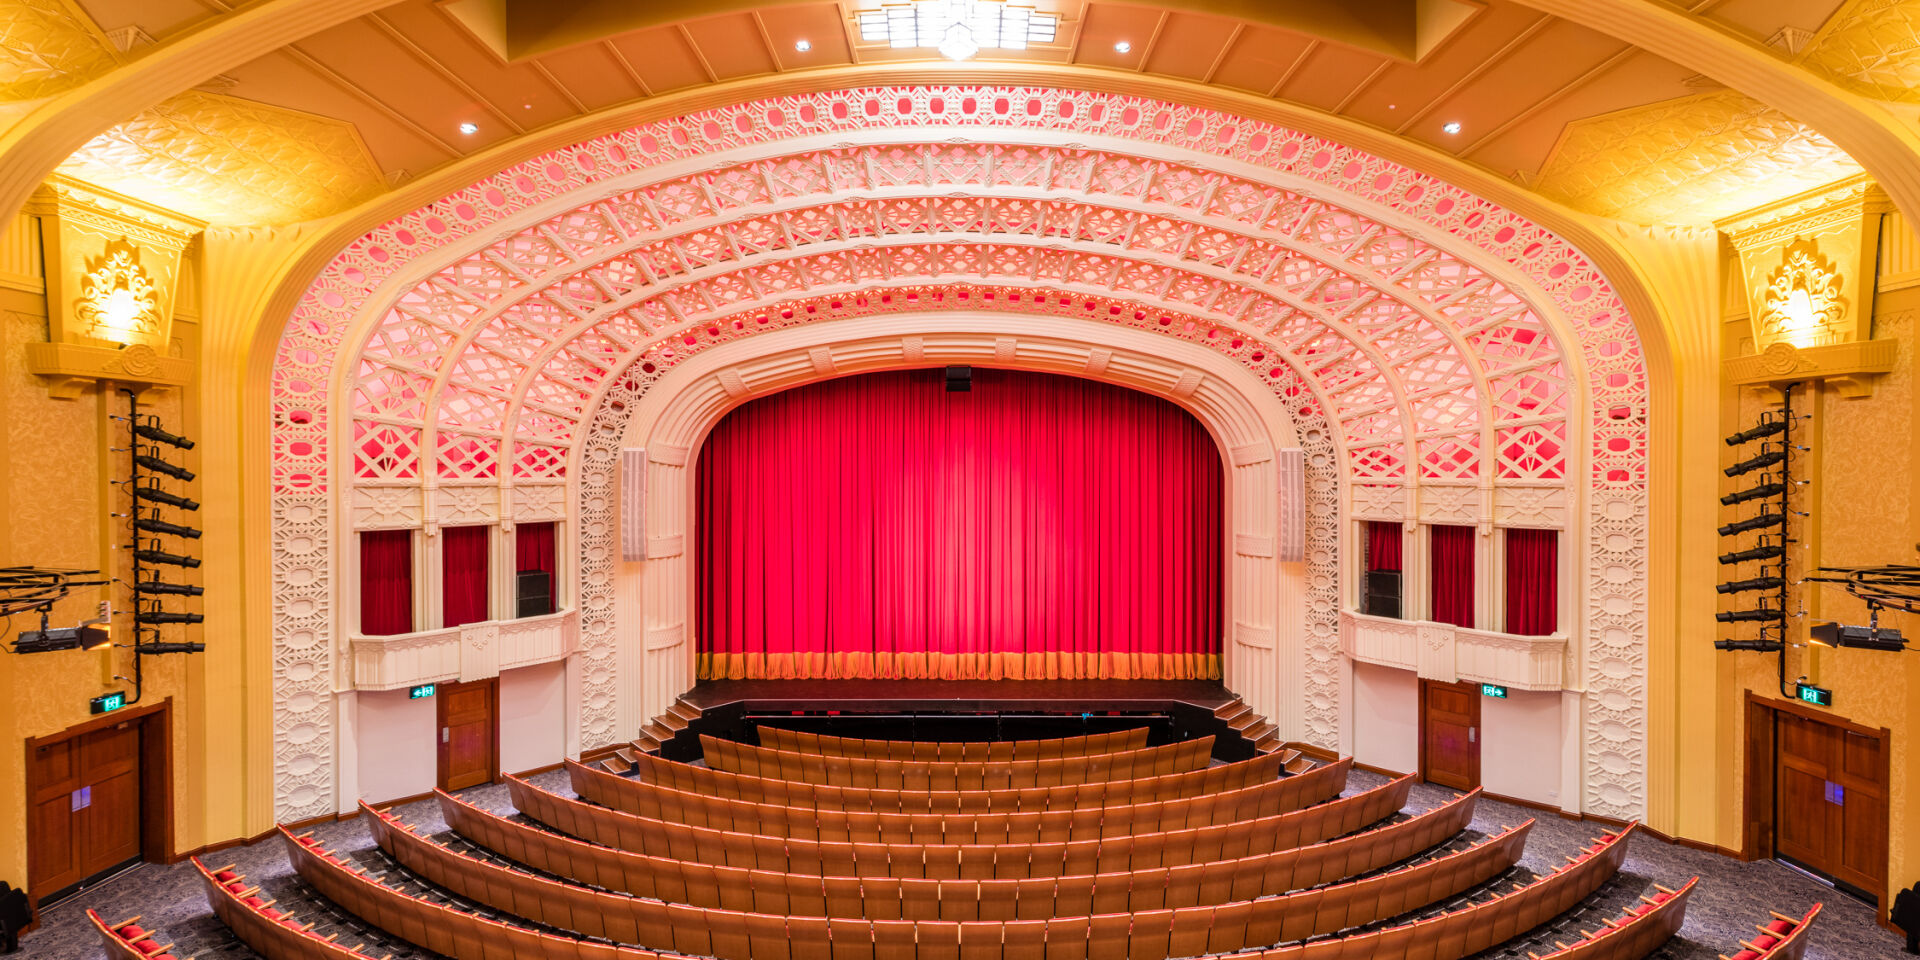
[1213,699,1249,720]
[668,700,702,722]
[1244,720,1276,743]
[658,711,691,732]
[641,720,677,745]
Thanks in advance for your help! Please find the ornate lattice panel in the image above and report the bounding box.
[268,85,1649,824]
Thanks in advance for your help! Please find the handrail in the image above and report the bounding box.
[700,734,1213,789]
[628,745,1284,810]
[442,785,1479,904]
[568,755,1350,841]
[509,772,1415,874]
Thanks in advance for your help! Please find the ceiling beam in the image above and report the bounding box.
[0,0,405,225]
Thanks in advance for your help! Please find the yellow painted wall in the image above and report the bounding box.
[1712,244,1920,909]
[0,220,214,890]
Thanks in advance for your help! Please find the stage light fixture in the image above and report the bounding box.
[134,546,200,568]
[137,642,204,654]
[135,451,194,481]
[133,422,194,450]
[134,579,202,597]
[1718,511,1785,536]
[946,365,972,392]
[133,485,199,511]
[134,517,201,539]
[1716,608,1785,623]
[1717,575,1784,595]
[1719,542,1784,564]
[10,611,111,653]
[1721,482,1785,506]
[1714,639,1784,652]
[1725,449,1786,477]
[1809,621,1908,652]
[1724,420,1786,446]
[135,610,203,625]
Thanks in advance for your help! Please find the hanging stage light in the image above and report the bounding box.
[134,579,202,597]
[134,545,200,568]
[133,422,195,450]
[134,516,202,539]
[1718,575,1784,594]
[134,485,199,511]
[1725,449,1786,477]
[1809,621,1908,652]
[1717,511,1786,537]
[9,610,111,653]
[1724,420,1787,446]
[1716,607,1785,623]
[137,642,205,654]
[134,450,194,482]
[1721,482,1785,506]
[1714,639,1785,652]
[135,610,203,625]
[1719,541,1784,564]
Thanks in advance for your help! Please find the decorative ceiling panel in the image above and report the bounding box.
[1802,0,1920,103]
[0,0,118,101]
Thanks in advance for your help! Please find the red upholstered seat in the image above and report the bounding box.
[1766,918,1795,933]
[214,870,239,882]
[1730,951,1762,960]
[134,940,166,953]
[117,925,147,939]
[1753,934,1781,948]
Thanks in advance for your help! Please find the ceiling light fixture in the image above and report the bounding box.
[458,122,479,135]
[795,39,812,52]
[1114,41,1131,53]
[1441,121,1462,135]
[857,0,1058,62]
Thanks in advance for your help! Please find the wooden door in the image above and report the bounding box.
[1419,680,1480,790]
[1773,709,1888,901]
[437,678,499,791]
[27,720,143,902]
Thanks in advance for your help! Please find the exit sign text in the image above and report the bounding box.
[1480,683,1508,699]
[91,691,125,714]
[1796,682,1833,707]
[409,683,437,699]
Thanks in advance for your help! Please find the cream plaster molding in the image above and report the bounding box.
[1725,338,1899,398]
[0,0,403,229]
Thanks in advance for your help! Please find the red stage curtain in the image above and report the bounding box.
[697,368,1223,681]
[442,525,490,627]
[516,521,556,614]
[1429,524,1475,629]
[359,529,413,636]
[1505,528,1558,636]
[1365,521,1402,572]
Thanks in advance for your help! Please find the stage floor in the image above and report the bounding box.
[682,678,1236,713]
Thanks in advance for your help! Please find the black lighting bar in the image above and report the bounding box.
[134,546,200,568]
[1721,482,1785,506]
[134,579,203,597]
[1725,420,1787,446]
[1718,511,1786,537]
[136,610,203,625]
[133,422,194,450]
[1725,449,1786,477]
[134,516,202,539]
[1809,621,1907,652]
[1719,542,1784,565]
[1714,639,1785,652]
[133,485,199,511]
[1717,575,1784,595]
[1715,608,1785,623]
[135,451,194,482]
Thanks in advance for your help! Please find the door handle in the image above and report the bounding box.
[442,727,450,743]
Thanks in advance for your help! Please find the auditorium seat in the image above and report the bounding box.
[1523,877,1697,960]
[759,726,1150,761]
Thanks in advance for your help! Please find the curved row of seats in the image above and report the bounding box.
[1723,904,1822,960]
[369,797,1531,950]
[1528,878,1696,960]
[568,754,1351,842]
[619,746,1289,811]
[507,771,1416,876]
[435,787,1481,916]
[87,911,181,960]
[700,734,1214,789]
[758,725,1149,760]
[282,811,1638,960]
[188,857,385,960]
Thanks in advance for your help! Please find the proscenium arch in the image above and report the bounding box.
[597,312,1320,748]
[264,82,1648,825]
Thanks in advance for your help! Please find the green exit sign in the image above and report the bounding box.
[409,683,437,700]
[1480,683,1508,699]
[90,691,125,715]
[1796,682,1833,707]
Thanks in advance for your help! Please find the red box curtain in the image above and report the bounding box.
[359,529,413,636]
[1504,528,1558,636]
[1429,524,1475,629]
[697,369,1223,681]
[441,525,490,628]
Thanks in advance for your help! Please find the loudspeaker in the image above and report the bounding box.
[1276,449,1305,562]
[621,447,645,561]
[516,570,553,618]
[945,365,972,392]
[1363,569,1401,619]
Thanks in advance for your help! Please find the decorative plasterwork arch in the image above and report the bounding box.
[583,313,1330,753]
[266,84,1649,825]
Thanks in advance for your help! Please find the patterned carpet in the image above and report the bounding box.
[15,768,1904,960]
